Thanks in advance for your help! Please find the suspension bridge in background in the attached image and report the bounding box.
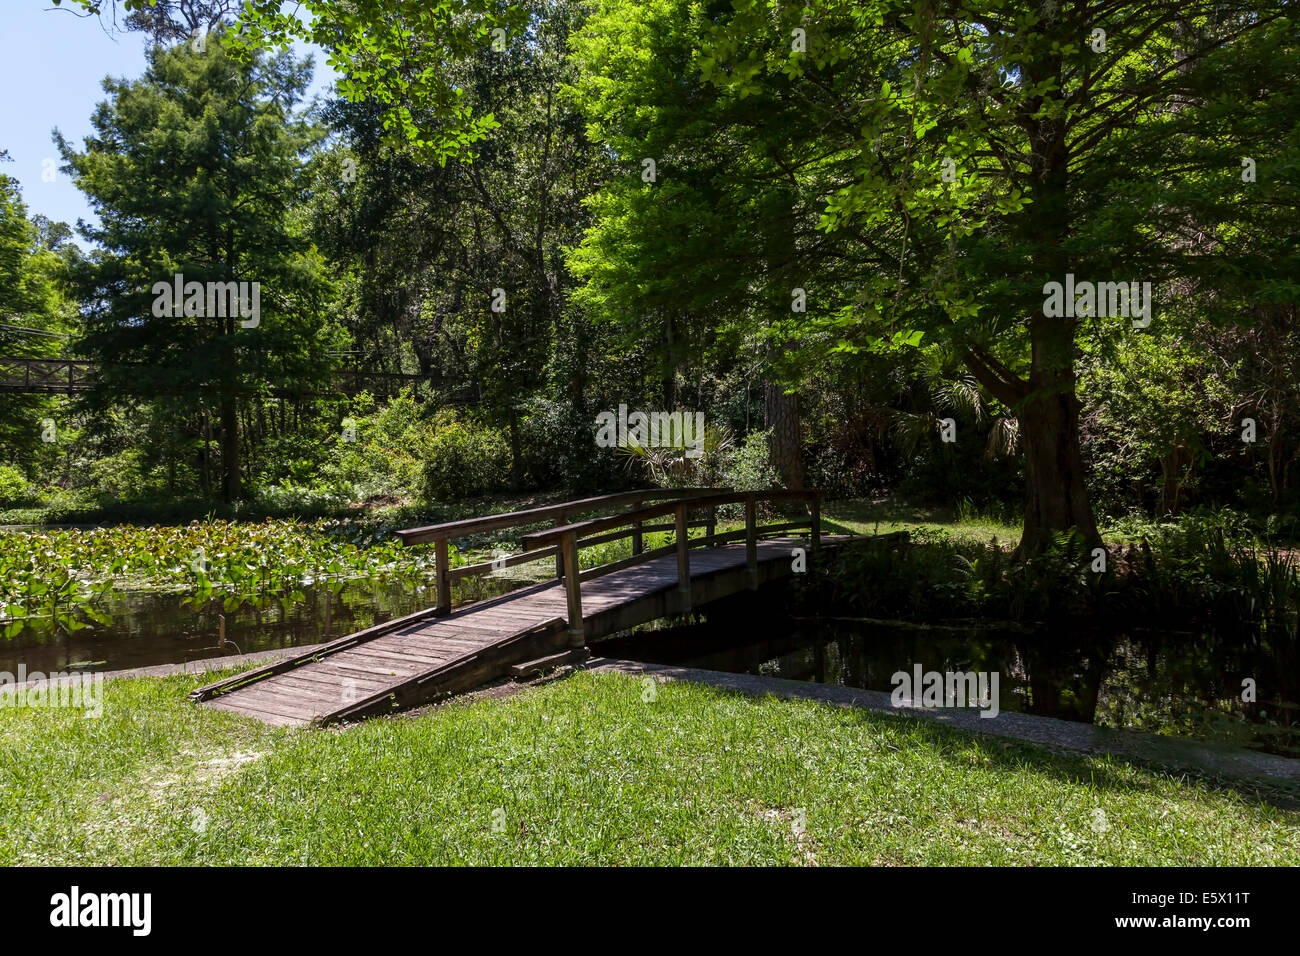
[0,355,437,397]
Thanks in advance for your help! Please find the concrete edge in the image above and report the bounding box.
[0,644,326,694]
[586,657,1300,788]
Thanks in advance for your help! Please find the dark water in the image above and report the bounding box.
[6,575,1296,758]
[595,599,1300,758]
[0,575,519,677]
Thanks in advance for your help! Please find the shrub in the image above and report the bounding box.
[719,428,781,492]
[518,397,622,492]
[80,447,157,500]
[806,443,883,499]
[421,413,512,501]
[247,479,355,516]
[0,465,33,506]
[318,390,436,502]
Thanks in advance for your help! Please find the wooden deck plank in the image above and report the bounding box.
[286,660,413,685]
[231,681,337,707]
[295,658,416,681]
[211,690,324,721]
[381,632,489,651]
[327,655,429,676]
[344,643,450,666]
[274,672,389,695]
[205,698,305,726]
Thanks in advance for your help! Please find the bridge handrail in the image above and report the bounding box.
[527,488,822,643]
[392,487,821,630]
[520,490,818,549]
[394,488,720,545]
[394,487,728,616]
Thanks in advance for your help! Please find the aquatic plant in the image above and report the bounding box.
[0,518,460,638]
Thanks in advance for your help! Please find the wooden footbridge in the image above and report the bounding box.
[191,488,847,726]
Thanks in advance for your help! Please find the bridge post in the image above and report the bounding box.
[554,514,567,579]
[745,494,758,590]
[434,538,452,614]
[674,503,692,612]
[706,504,717,546]
[631,498,643,555]
[560,530,584,645]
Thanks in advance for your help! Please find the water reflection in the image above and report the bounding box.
[5,573,1295,758]
[0,573,521,676]
[595,609,1299,758]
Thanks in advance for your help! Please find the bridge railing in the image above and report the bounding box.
[0,357,97,393]
[519,489,822,643]
[394,488,725,615]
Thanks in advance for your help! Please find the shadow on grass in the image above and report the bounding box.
[676,675,1300,814]
[181,637,1300,817]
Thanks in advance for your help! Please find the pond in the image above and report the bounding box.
[595,596,1300,759]
[4,574,1295,759]
[0,574,520,677]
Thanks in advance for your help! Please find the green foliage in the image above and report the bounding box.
[1081,331,1237,517]
[29,1,1300,572]
[0,517,456,640]
[818,509,1300,646]
[421,412,512,501]
[718,429,780,493]
[617,422,735,488]
[0,465,35,507]
[569,0,1300,552]
[247,481,354,515]
[59,30,338,501]
[1104,512,1300,642]
[318,390,432,502]
[517,398,621,493]
[0,162,74,470]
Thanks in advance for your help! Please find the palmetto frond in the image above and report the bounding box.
[985,416,1020,460]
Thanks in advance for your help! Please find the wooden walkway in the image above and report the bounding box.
[192,489,852,726]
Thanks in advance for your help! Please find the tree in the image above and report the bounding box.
[0,157,74,473]
[60,0,1299,533]
[309,0,611,485]
[58,32,337,501]
[53,0,244,43]
[568,0,870,489]
[573,0,1300,555]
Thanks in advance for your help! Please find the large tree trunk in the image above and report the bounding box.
[1016,389,1098,558]
[1002,29,1098,559]
[762,186,805,491]
[219,395,241,502]
[765,383,805,490]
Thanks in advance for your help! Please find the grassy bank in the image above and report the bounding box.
[823,498,1023,544]
[1,670,1295,865]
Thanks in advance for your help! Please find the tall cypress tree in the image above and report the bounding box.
[59,31,336,501]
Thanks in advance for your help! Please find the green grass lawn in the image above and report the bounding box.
[1,670,1295,865]
[823,498,1023,545]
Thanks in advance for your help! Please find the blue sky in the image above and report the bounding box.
[0,2,336,243]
